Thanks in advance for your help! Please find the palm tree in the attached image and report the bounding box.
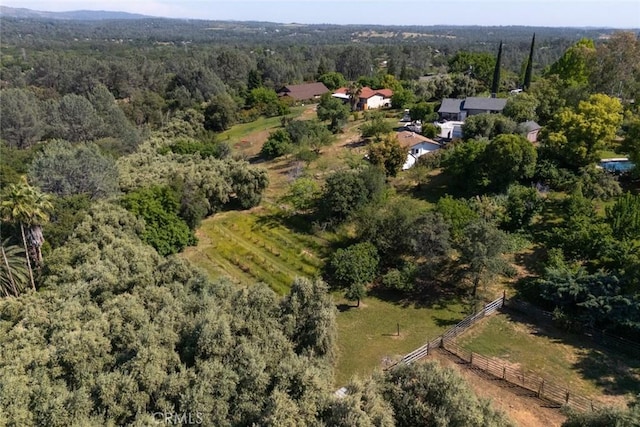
[0,238,29,297]
[347,82,363,112]
[0,180,53,291]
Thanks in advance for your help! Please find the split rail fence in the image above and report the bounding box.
[386,292,610,413]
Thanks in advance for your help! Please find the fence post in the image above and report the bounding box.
[470,352,474,366]
[502,290,506,307]
[502,366,506,380]
[427,341,430,355]
[537,379,544,398]
[565,391,570,404]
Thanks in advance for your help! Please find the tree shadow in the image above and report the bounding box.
[500,308,640,397]
[336,303,354,312]
[572,347,640,396]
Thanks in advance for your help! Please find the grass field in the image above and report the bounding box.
[455,312,640,406]
[333,292,466,386]
[182,208,330,295]
[218,106,308,144]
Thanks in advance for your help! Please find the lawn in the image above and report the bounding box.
[454,312,640,406]
[333,292,466,386]
[218,106,308,144]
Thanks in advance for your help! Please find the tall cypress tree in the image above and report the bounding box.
[491,41,503,95]
[523,33,536,91]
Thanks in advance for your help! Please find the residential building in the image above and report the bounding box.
[332,87,393,110]
[437,97,507,121]
[277,82,329,102]
[396,130,441,170]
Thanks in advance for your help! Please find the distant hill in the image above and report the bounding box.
[0,6,154,20]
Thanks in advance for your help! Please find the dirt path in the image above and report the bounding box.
[429,349,567,427]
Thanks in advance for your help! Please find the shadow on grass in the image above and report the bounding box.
[500,309,640,397]
[337,303,354,312]
[368,283,465,312]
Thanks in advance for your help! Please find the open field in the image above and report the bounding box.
[333,292,466,386]
[454,312,640,407]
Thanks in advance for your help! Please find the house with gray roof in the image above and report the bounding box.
[438,97,508,121]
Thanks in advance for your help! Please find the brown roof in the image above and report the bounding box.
[334,86,393,99]
[278,82,329,101]
[396,131,440,149]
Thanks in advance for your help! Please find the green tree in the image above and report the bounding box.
[606,192,640,241]
[281,277,337,360]
[316,93,350,133]
[320,167,385,221]
[482,134,537,190]
[591,31,640,101]
[360,113,393,142]
[542,94,623,169]
[458,220,513,297]
[0,88,44,149]
[121,186,196,256]
[547,38,596,87]
[29,140,119,200]
[491,40,503,95]
[523,33,536,91]
[409,102,437,123]
[204,93,238,132]
[355,197,425,263]
[562,405,640,427]
[336,45,373,80]
[328,242,379,306]
[261,129,292,159]
[391,88,415,109]
[282,177,321,213]
[382,362,514,427]
[318,72,346,91]
[448,51,495,88]
[367,134,406,177]
[436,195,480,244]
[622,116,640,176]
[442,139,487,191]
[49,94,104,142]
[503,93,539,123]
[528,76,566,124]
[0,180,53,290]
[0,239,29,297]
[462,113,517,140]
[247,87,281,117]
[503,184,543,231]
[347,81,363,112]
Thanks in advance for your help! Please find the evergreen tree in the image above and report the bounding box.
[491,41,503,95]
[523,34,536,91]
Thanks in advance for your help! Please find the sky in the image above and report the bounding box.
[3,0,640,28]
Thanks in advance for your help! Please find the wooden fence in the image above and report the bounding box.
[387,293,607,413]
[387,293,506,368]
[442,341,598,413]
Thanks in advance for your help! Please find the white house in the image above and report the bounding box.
[396,131,441,170]
[333,87,393,110]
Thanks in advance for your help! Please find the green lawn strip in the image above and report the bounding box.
[211,220,313,294]
[186,209,326,294]
[334,293,466,386]
[219,212,324,272]
[219,107,307,143]
[454,313,640,403]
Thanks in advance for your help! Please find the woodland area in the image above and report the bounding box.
[0,15,639,426]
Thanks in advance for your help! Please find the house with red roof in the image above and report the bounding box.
[332,86,393,110]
